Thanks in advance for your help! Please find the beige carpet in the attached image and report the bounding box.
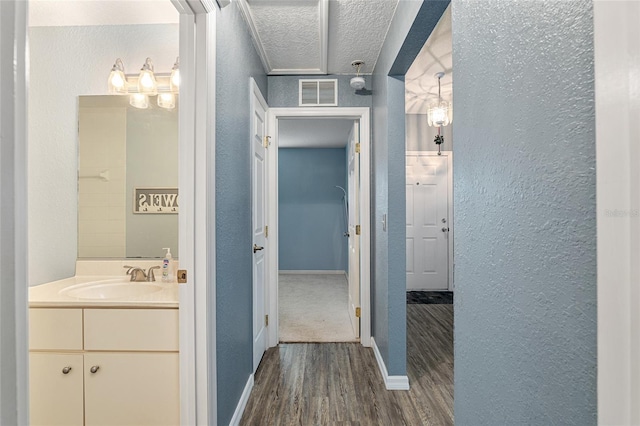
[279,273,357,343]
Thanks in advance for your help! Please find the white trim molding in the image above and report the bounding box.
[229,374,254,426]
[371,338,410,391]
[595,1,640,424]
[0,1,29,423]
[279,270,346,275]
[173,1,216,424]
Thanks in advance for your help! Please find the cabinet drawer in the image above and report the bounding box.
[29,309,83,350]
[84,309,178,351]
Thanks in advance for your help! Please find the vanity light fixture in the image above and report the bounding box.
[138,57,158,95]
[108,58,128,95]
[129,93,149,109]
[157,93,176,110]
[170,57,180,92]
[108,57,180,109]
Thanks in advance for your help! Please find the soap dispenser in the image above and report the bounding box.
[162,247,174,282]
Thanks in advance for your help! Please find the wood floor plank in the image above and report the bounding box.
[240,304,454,425]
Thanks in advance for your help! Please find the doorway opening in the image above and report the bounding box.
[259,107,372,353]
[277,118,358,343]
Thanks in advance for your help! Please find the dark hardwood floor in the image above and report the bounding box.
[240,303,453,425]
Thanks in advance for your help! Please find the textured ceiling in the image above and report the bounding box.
[327,0,399,74]
[278,118,354,148]
[29,0,179,27]
[405,5,452,114]
[239,0,399,75]
[248,0,324,72]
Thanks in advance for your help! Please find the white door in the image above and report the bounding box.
[251,81,269,372]
[406,153,450,290]
[347,122,360,338]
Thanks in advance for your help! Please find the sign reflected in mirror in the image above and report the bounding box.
[78,95,178,258]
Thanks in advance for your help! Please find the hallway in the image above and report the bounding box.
[241,304,453,425]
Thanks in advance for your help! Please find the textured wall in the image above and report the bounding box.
[278,148,348,271]
[268,75,372,108]
[28,24,178,285]
[215,4,268,425]
[452,1,597,424]
[371,0,448,376]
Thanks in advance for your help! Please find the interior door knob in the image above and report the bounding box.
[253,244,264,253]
[442,227,449,232]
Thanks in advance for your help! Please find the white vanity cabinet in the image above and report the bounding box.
[29,307,179,426]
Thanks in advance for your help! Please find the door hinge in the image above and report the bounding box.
[265,225,269,238]
[355,307,361,318]
[355,225,361,235]
[263,136,271,148]
[265,315,269,326]
[355,143,361,154]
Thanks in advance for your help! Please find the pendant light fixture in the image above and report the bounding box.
[427,72,452,155]
[427,72,452,127]
[137,57,158,95]
[108,58,128,95]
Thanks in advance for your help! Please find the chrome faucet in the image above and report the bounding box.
[124,266,147,282]
[146,266,161,282]
[124,265,162,282]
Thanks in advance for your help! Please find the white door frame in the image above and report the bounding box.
[250,78,269,372]
[3,0,218,423]
[172,0,217,424]
[266,107,371,347]
[406,151,454,291]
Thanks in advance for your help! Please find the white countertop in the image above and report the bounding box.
[29,275,179,308]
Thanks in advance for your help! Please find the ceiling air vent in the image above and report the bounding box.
[299,79,338,107]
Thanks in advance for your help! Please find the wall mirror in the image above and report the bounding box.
[77,95,178,258]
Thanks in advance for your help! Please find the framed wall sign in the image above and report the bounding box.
[134,187,179,214]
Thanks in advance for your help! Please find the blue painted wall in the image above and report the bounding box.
[370,0,449,376]
[452,1,597,423]
[268,75,372,108]
[279,148,348,271]
[214,4,268,425]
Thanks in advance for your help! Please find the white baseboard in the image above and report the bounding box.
[371,337,410,390]
[229,374,254,426]
[279,270,346,275]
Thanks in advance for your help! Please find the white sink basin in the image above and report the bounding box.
[60,280,164,300]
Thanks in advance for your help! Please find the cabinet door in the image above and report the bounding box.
[84,352,179,426]
[29,353,84,426]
